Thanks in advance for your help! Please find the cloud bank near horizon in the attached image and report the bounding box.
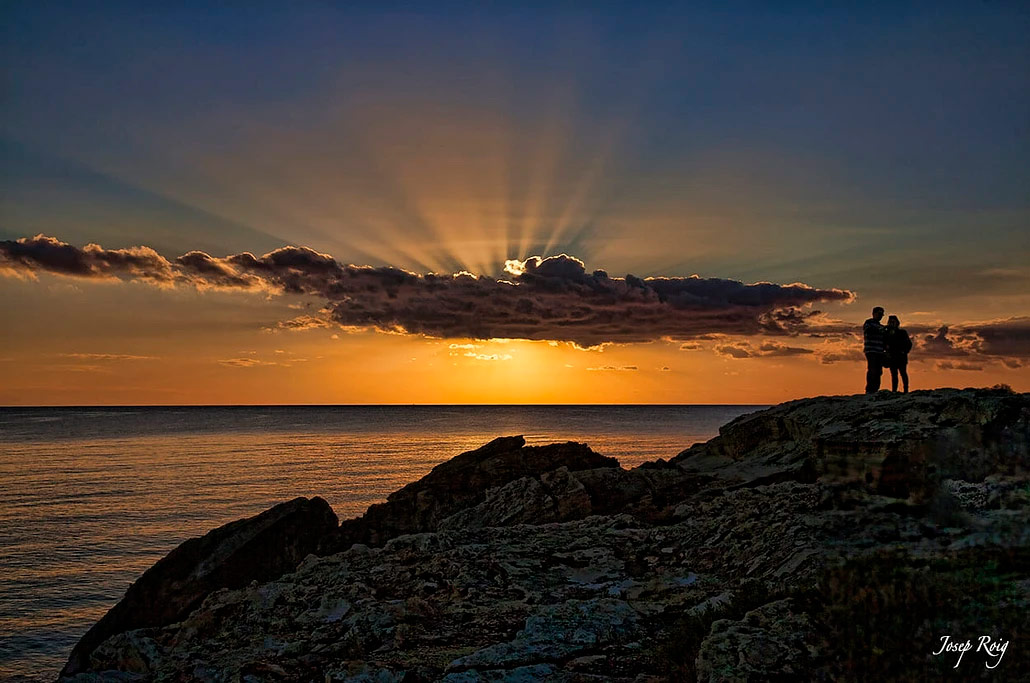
[919,321,1030,368]
[2,234,856,347]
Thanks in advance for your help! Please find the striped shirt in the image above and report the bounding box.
[863,318,886,354]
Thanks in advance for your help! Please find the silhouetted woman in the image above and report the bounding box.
[884,315,912,393]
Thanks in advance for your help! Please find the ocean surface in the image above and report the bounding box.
[0,404,762,680]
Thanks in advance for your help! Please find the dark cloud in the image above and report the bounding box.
[0,234,174,282]
[969,317,1030,358]
[176,251,265,290]
[757,341,815,357]
[323,255,854,346]
[920,326,975,357]
[2,235,856,347]
[757,307,825,335]
[271,314,332,332]
[715,344,753,359]
[814,318,1030,369]
[715,340,815,359]
[818,349,866,365]
[9,235,1030,370]
[917,318,1030,365]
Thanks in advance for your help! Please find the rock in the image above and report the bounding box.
[446,599,640,672]
[321,436,619,552]
[694,599,822,682]
[438,466,593,530]
[64,389,1030,681]
[436,464,703,531]
[572,466,705,519]
[672,388,1030,500]
[61,496,338,677]
[944,475,1030,511]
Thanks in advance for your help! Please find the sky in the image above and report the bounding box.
[1,1,1028,405]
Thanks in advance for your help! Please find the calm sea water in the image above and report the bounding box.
[0,404,760,680]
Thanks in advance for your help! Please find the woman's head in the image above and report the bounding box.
[887,315,900,328]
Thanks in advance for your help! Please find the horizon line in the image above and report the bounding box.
[0,402,772,409]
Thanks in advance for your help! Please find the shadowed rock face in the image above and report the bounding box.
[671,388,1030,499]
[321,436,621,552]
[60,496,338,677]
[61,389,1030,681]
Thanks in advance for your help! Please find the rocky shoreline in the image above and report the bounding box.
[60,388,1030,681]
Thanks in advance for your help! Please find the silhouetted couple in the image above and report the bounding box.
[863,306,912,394]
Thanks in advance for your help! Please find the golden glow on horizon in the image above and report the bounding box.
[0,280,1025,408]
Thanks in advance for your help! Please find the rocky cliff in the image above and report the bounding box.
[61,388,1030,681]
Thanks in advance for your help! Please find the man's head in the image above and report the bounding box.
[872,306,885,321]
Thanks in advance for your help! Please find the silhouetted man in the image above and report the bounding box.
[863,306,886,393]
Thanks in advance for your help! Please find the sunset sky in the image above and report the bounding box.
[2,1,1028,404]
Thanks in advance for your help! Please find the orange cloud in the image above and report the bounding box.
[217,358,280,368]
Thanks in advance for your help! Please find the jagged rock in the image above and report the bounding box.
[321,436,619,552]
[944,475,1030,511]
[438,466,594,530]
[672,388,1030,500]
[63,389,1030,681]
[61,496,338,677]
[446,598,641,672]
[438,464,704,531]
[694,599,823,682]
[573,466,706,519]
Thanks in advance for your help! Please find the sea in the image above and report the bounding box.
[0,404,762,680]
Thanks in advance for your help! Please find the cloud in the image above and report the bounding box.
[936,360,986,371]
[0,233,340,294]
[217,358,279,368]
[757,341,814,357]
[0,234,175,283]
[464,352,513,361]
[57,353,156,361]
[715,344,752,359]
[10,234,1030,370]
[920,325,975,357]
[270,314,332,332]
[715,340,815,359]
[3,234,855,347]
[448,343,514,361]
[968,317,1030,359]
[818,348,866,365]
[586,365,638,371]
[917,318,1030,364]
[319,255,855,347]
[810,317,1030,370]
